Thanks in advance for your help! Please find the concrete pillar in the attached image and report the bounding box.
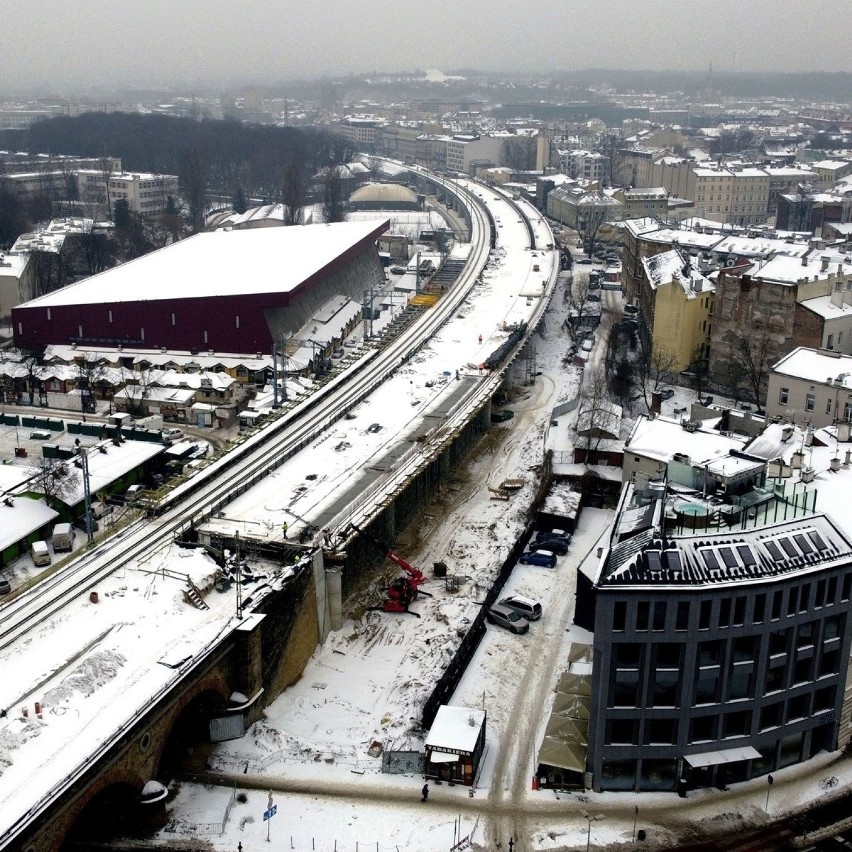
[326,569,343,632]
[312,549,331,642]
[233,614,265,720]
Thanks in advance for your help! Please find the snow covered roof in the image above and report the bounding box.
[624,415,749,466]
[44,345,272,372]
[425,705,485,753]
[770,347,852,387]
[52,439,165,506]
[798,294,852,321]
[0,496,58,551]
[0,252,31,277]
[18,221,389,308]
[643,248,714,298]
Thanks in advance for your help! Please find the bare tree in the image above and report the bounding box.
[321,166,345,223]
[76,353,108,414]
[34,457,80,509]
[98,154,115,220]
[595,132,625,187]
[791,183,814,233]
[30,249,64,297]
[685,346,710,402]
[180,146,210,233]
[565,272,592,329]
[732,333,776,413]
[578,208,608,257]
[121,365,157,416]
[636,343,678,411]
[363,156,382,182]
[281,160,306,226]
[576,368,615,463]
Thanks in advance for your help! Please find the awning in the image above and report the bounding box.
[538,736,586,773]
[683,746,761,768]
[428,751,459,764]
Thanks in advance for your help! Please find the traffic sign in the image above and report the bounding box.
[263,804,277,821]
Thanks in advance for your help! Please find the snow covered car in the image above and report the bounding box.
[499,594,542,621]
[486,603,530,634]
[519,549,557,568]
[535,528,572,544]
[0,575,11,595]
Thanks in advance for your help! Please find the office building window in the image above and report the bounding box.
[778,387,789,405]
[806,393,815,412]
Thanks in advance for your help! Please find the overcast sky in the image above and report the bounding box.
[2,0,850,93]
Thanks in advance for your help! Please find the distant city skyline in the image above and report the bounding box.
[1,0,850,95]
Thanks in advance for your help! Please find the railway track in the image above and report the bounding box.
[0,176,493,656]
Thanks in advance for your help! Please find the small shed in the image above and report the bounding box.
[424,705,486,786]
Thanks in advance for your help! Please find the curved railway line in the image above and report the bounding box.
[0,171,502,656]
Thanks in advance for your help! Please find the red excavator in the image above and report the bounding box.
[348,525,431,617]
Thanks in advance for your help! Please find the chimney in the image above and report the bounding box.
[821,256,830,272]
[801,254,808,267]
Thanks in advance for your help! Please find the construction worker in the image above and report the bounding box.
[282,521,289,538]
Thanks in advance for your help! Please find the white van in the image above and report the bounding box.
[31,540,51,567]
[51,522,74,553]
[125,484,144,504]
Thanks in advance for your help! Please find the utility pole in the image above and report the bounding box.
[235,531,243,620]
[78,446,94,544]
[271,340,279,409]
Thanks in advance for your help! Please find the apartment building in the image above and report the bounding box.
[334,116,384,150]
[728,167,770,227]
[767,348,852,428]
[639,248,715,372]
[560,149,608,182]
[77,171,179,217]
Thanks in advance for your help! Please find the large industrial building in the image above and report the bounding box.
[12,220,389,355]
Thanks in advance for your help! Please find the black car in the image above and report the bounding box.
[660,388,675,400]
[537,538,569,555]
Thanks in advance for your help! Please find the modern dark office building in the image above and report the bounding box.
[581,484,852,793]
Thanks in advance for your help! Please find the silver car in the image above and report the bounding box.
[499,594,542,621]
[486,603,530,634]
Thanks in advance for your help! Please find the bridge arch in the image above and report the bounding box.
[154,674,232,781]
[59,773,146,849]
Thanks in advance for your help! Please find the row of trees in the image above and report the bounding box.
[1,113,355,234]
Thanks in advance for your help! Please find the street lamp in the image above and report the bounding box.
[580,809,604,852]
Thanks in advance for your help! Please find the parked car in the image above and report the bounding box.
[331,348,345,359]
[0,575,11,595]
[581,337,594,352]
[588,281,601,291]
[161,427,184,446]
[519,549,557,568]
[587,293,601,302]
[624,304,639,316]
[486,603,530,634]
[535,528,572,544]
[499,594,542,621]
[576,257,592,265]
[660,388,675,400]
[537,538,569,555]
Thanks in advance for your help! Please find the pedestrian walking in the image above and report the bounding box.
[421,782,429,802]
